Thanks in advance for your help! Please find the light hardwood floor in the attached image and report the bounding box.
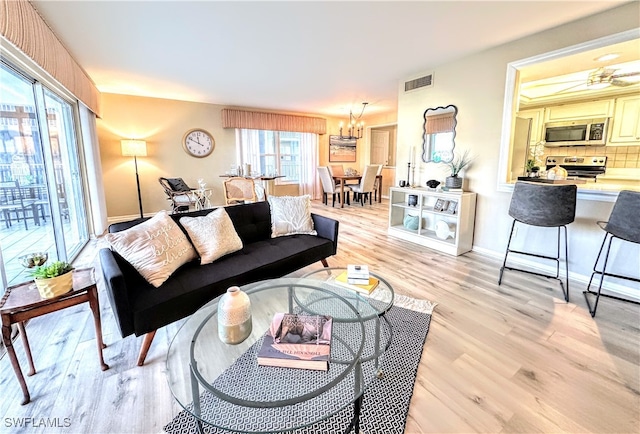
[1,199,638,433]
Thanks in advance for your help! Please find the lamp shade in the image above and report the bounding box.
[121,139,147,157]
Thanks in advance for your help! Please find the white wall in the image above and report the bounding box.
[396,3,639,298]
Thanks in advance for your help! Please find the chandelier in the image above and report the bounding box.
[339,102,368,140]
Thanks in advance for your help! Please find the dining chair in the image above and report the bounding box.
[159,177,197,213]
[0,180,38,230]
[373,164,384,201]
[349,165,381,206]
[224,177,257,205]
[317,166,350,207]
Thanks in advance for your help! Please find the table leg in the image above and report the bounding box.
[2,318,30,405]
[377,176,382,203]
[341,182,346,208]
[87,287,109,371]
[17,322,36,376]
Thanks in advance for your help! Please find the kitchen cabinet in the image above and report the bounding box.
[544,99,614,122]
[609,95,640,145]
[517,108,544,145]
[388,187,476,256]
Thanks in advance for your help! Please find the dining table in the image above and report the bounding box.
[219,174,286,197]
[332,174,383,208]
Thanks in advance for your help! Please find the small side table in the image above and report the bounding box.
[0,268,109,405]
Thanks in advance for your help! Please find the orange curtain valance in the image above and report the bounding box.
[0,0,101,116]
[222,109,326,134]
[425,112,456,134]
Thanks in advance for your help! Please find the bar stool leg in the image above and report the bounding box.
[498,220,517,285]
[560,226,569,302]
[583,233,612,317]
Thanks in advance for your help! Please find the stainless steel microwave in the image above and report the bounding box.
[543,118,609,147]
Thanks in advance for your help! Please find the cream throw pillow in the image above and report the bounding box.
[268,195,317,237]
[105,210,197,288]
[180,208,243,265]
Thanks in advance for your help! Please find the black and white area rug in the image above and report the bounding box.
[164,294,436,434]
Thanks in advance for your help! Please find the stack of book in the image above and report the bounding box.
[334,265,380,295]
[347,264,369,284]
[257,313,332,371]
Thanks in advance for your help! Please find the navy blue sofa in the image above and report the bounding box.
[99,201,339,365]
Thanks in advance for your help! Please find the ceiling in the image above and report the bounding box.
[30,1,631,117]
[519,38,640,101]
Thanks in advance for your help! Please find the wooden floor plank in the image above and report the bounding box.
[1,198,638,433]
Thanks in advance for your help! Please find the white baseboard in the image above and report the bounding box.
[471,245,640,302]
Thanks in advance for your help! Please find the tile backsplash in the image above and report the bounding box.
[543,145,640,169]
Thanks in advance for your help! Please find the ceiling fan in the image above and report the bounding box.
[586,67,640,88]
[522,66,640,96]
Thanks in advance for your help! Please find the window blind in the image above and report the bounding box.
[425,112,456,134]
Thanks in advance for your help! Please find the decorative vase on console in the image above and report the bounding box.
[218,286,252,344]
[445,150,472,189]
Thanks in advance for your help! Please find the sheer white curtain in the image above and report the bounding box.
[236,129,319,198]
[299,133,318,197]
[236,129,261,169]
[79,104,108,235]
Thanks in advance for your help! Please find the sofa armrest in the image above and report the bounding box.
[99,248,135,338]
[311,213,339,255]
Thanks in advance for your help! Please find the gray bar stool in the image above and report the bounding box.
[583,190,640,317]
[498,181,577,302]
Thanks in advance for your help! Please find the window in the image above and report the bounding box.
[239,130,305,184]
[0,61,89,287]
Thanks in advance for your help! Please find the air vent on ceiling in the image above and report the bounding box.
[404,73,433,92]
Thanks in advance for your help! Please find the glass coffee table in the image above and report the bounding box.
[166,277,389,433]
[302,267,395,316]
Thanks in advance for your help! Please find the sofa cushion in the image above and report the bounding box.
[129,234,334,335]
[268,195,316,237]
[105,210,197,287]
[180,208,243,265]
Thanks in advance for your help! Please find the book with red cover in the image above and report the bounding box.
[257,313,332,371]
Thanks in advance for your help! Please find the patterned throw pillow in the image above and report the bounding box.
[180,208,243,265]
[105,210,197,288]
[267,195,317,237]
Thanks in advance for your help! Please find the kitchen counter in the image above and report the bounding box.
[503,175,639,202]
[517,177,586,185]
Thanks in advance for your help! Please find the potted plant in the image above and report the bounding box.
[445,150,473,189]
[31,261,74,299]
[525,159,540,177]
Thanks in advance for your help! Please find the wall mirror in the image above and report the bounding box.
[498,29,640,188]
[422,104,457,163]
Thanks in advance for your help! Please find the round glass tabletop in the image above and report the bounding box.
[166,277,388,433]
[302,267,395,316]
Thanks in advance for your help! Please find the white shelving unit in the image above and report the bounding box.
[388,187,477,256]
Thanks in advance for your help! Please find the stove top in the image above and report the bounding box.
[546,156,607,167]
[546,156,607,179]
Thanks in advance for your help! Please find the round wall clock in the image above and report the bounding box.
[182,128,215,158]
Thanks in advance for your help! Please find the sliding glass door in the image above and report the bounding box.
[0,62,89,286]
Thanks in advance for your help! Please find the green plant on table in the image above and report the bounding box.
[525,159,540,174]
[446,149,473,177]
[31,261,73,279]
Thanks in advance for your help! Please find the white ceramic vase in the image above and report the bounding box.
[217,286,252,344]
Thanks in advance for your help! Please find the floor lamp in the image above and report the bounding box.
[121,139,147,218]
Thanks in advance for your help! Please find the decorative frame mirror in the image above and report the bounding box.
[422,104,457,163]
